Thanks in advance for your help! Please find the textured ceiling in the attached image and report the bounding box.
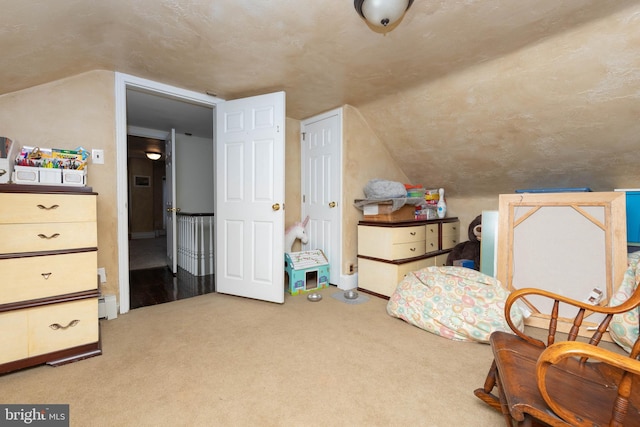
[2,0,640,196]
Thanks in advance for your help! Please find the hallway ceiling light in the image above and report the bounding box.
[146,152,162,161]
[354,0,414,28]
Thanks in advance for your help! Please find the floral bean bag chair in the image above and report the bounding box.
[609,251,640,353]
[387,266,524,343]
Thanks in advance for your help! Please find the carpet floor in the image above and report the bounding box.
[0,286,505,426]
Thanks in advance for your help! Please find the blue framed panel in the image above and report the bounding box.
[616,189,640,246]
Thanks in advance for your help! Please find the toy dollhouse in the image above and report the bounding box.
[284,250,330,295]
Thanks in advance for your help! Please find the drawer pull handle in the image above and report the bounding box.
[0,169,6,176]
[49,320,80,330]
[410,247,416,252]
[410,232,416,236]
[37,233,60,240]
[41,272,52,280]
[37,204,60,211]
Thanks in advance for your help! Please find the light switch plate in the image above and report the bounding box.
[92,149,104,164]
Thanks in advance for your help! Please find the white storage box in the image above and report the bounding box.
[13,166,86,186]
[38,167,62,184]
[0,138,18,184]
[13,165,39,184]
[0,158,10,184]
[62,168,87,186]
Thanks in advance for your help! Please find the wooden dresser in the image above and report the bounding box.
[0,184,101,374]
[357,217,459,298]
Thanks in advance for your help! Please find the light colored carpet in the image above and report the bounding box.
[1,287,504,426]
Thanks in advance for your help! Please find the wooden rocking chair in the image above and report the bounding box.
[474,286,640,426]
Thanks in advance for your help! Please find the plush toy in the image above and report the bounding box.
[284,216,309,253]
[445,214,482,270]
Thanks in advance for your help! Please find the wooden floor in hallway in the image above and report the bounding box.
[129,266,215,309]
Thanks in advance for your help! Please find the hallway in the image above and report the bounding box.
[128,237,214,309]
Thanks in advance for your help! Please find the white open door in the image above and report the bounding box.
[301,109,342,285]
[215,92,285,303]
[165,128,178,274]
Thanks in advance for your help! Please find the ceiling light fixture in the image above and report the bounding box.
[354,0,414,28]
[146,152,162,161]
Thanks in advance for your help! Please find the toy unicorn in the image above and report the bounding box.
[285,216,309,253]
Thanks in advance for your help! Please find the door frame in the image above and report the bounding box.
[115,72,222,314]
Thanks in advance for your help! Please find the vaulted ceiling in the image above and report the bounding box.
[3,0,640,196]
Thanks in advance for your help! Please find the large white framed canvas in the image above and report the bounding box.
[497,192,627,334]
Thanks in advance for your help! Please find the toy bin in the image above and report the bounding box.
[62,168,87,186]
[13,166,39,184]
[38,167,62,184]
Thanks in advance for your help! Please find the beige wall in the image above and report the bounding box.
[342,105,410,275]
[0,71,504,306]
[446,195,500,238]
[0,70,120,298]
[284,118,302,252]
[284,105,503,278]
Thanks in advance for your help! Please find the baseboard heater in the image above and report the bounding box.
[98,295,118,320]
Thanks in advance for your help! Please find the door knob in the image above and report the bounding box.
[329,201,336,208]
[272,203,281,211]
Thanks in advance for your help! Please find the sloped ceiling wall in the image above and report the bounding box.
[360,4,640,195]
[1,0,639,197]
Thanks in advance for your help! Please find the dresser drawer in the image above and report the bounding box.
[434,253,450,267]
[390,226,425,243]
[0,222,97,253]
[387,241,424,259]
[0,193,96,224]
[357,257,435,297]
[425,224,439,253]
[358,225,425,260]
[28,298,99,357]
[441,221,460,250]
[0,251,97,304]
[0,310,28,364]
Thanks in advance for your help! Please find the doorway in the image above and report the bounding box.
[126,134,166,271]
[126,110,215,309]
[116,73,221,313]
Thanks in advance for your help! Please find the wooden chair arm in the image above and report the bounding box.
[504,287,640,348]
[536,341,640,426]
[506,287,640,319]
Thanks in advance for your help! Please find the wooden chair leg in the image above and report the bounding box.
[496,369,517,426]
[474,359,503,412]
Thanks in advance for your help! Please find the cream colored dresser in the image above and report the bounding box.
[357,217,459,298]
[0,185,101,374]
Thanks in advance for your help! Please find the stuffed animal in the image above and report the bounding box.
[284,216,309,253]
[445,214,482,270]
